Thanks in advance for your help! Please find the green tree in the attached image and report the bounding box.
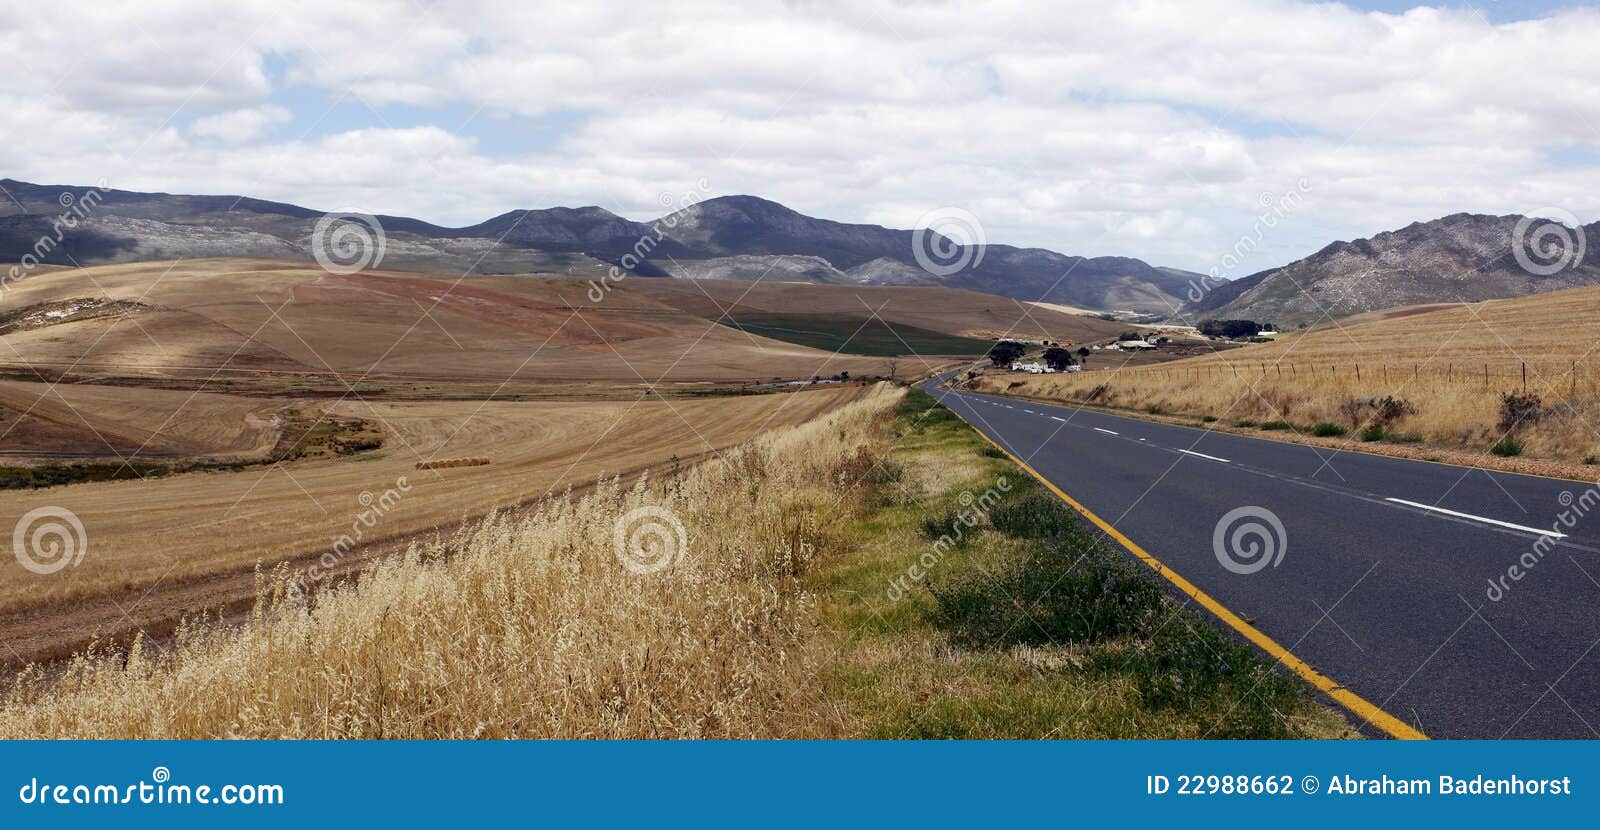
[1043,347,1076,371]
[988,341,1027,366]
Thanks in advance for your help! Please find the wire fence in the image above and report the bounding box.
[1115,360,1600,396]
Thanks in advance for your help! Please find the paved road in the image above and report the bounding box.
[926,376,1600,739]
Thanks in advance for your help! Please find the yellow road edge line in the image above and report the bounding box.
[951,405,1428,740]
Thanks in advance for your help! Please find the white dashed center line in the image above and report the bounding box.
[1384,498,1566,538]
[1093,427,1118,435]
[1177,449,1230,463]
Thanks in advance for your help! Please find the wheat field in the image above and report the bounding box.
[0,385,904,739]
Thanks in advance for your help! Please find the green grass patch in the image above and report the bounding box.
[1491,435,1524,457]
[811,387,1354,739]
[717,313,995,356]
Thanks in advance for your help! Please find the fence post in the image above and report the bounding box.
[1522,362,1527,392]
[1355,364,1361,381]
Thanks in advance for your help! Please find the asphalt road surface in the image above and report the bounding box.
[926,376,1600,739]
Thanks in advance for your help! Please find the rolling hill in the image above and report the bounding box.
[0,179,1200,313]
[0,258,912,386]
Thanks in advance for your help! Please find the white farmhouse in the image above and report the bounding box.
[1010,361,1055,374]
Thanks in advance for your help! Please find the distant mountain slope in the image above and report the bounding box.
[660,195,1201,312]
[1184,213,1600,327]
[0,179,1198,312]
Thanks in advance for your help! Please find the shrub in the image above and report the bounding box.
[1498,392,1543,433]
[1338,395,1416,432]
[1311,422,1346,437]
[1201,415,1218,423]
[1360,425,1386,442]
[1260,420,1292,431]
[1234,419,1258,428]
[978,444,1007,459]
[1491,436,1524,457]
[1145,404,1165,415]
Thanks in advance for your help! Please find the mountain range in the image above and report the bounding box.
[1186,213,1600,327]
[0,179,1199,314]
[6,179,1594,327]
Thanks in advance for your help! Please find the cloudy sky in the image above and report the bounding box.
[2,0,1596,274]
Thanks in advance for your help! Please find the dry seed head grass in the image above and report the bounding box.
[0,385,905,739]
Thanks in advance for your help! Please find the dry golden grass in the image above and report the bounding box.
[979,286,1600,464]
[0,385,905,738]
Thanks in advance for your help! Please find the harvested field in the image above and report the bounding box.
[0,258,892,384]
[0,385,905,738]
[0,384,868,618]
[627,279,1124,344]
